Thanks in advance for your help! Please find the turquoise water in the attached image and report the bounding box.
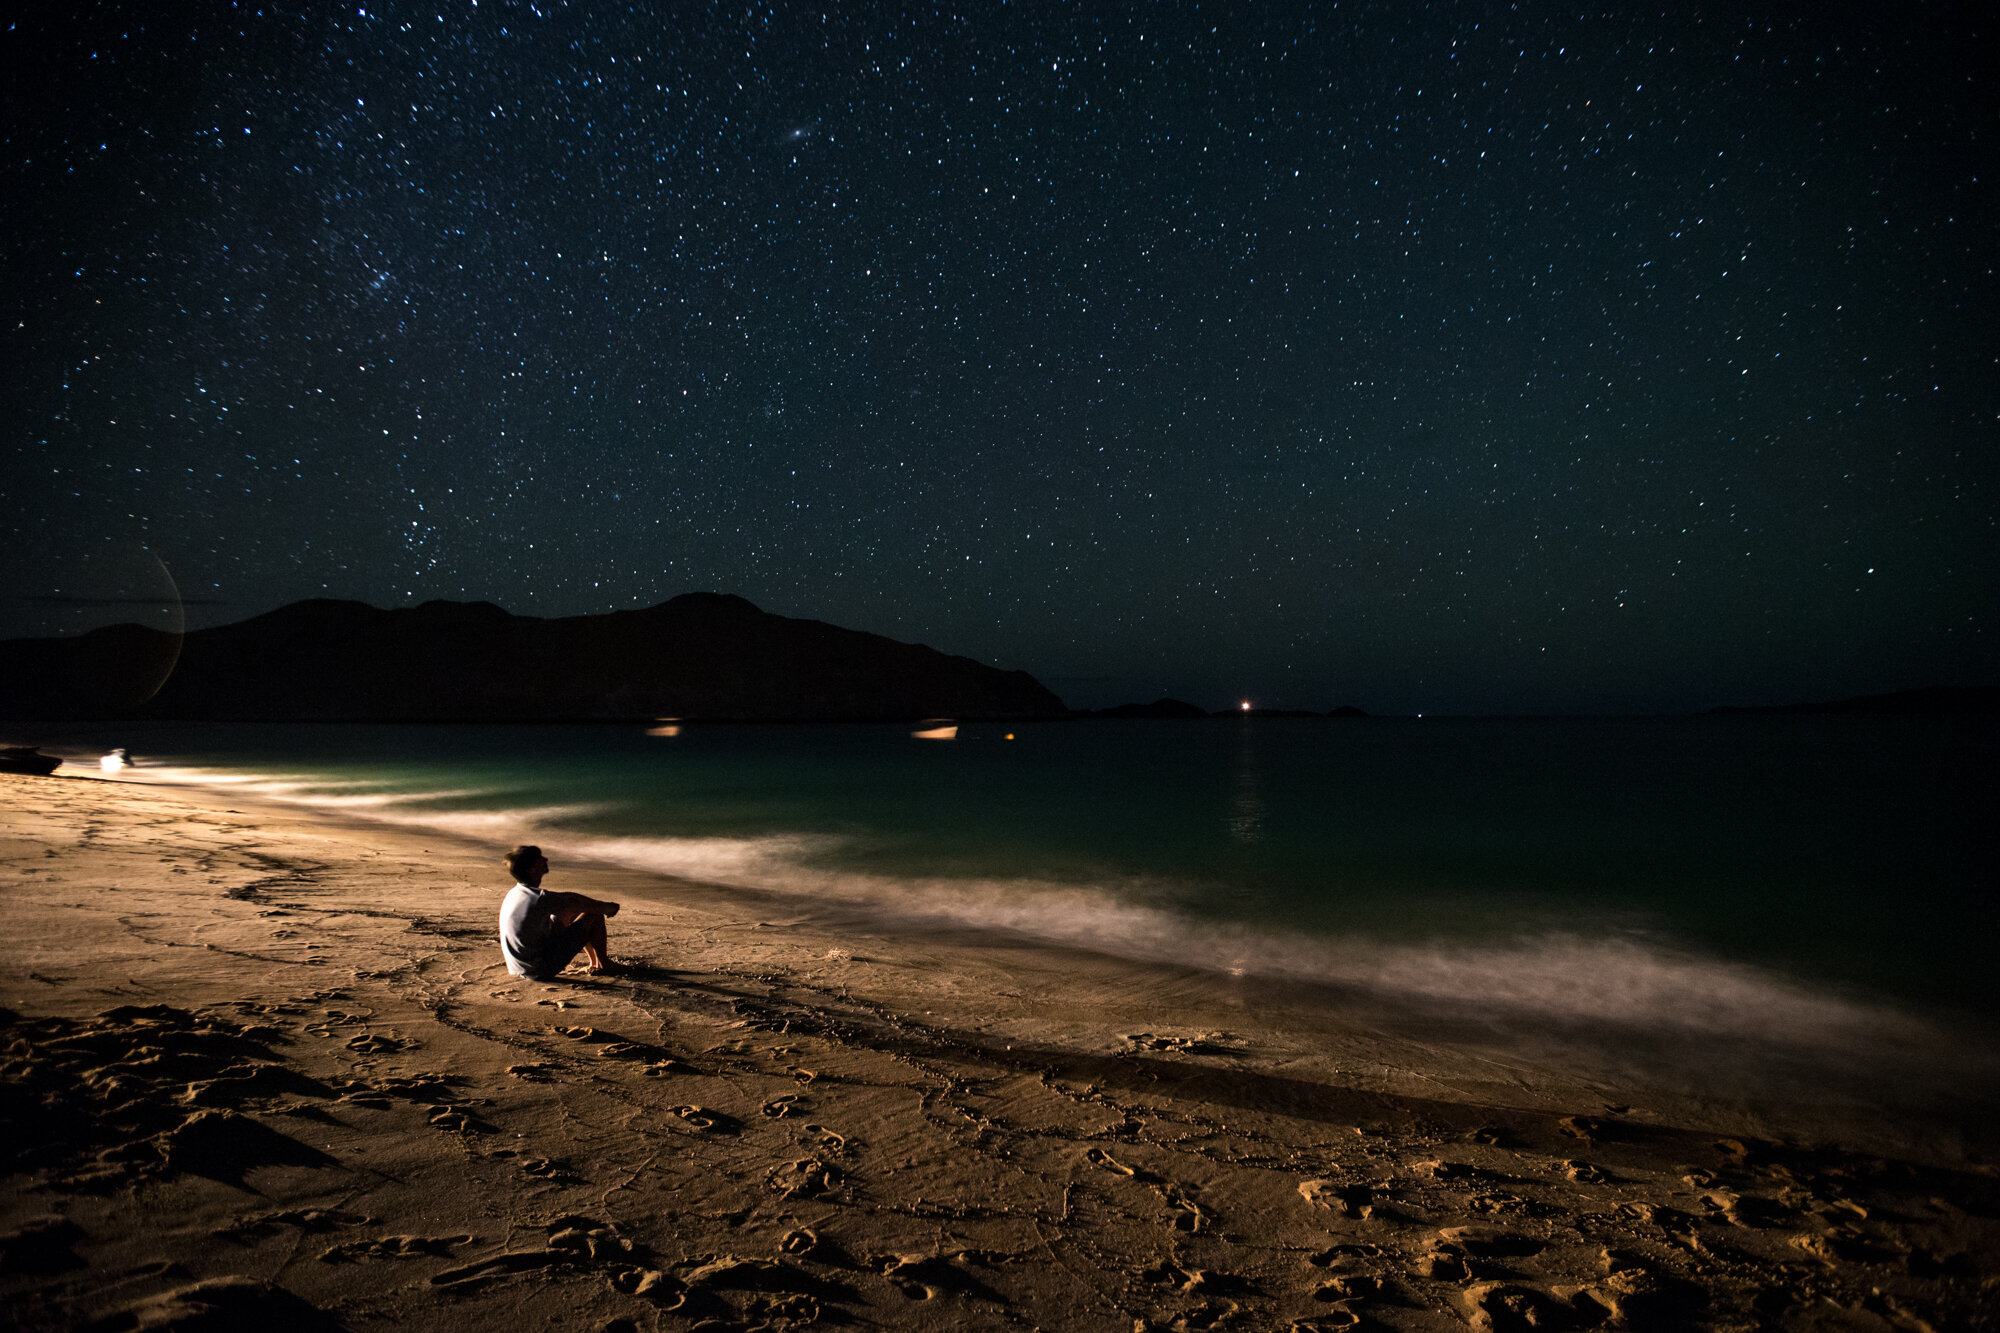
[50,715,1999,1041]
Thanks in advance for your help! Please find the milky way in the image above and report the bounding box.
[4,3,1992,712]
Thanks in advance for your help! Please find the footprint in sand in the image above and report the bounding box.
[673,1257,843,1324]
[608,1266,679,1303]
[673,1105,736,1132]
[1697,1189,1743,1226]
[742,1292,820,1324]
[214,1208,372,1243]
[607,1263,667,1290]
[1435,1225,1545,1259]
[879,1252,1001,1301]
[1142,1262,1244,1296]
[303,1011,370,1038]
[320,1234,473,1263]
[1416,1227,1545,1286]
[1581,1252,1705,1326]
[1298,1178,1374,1219]
[1415,1248,1470,1282]
[766,1158,838,1199]
[1306,1242,1384,1268]
[427,1106,490,1134]
[1462,1282,1557,1329]
[547,1216,636,1261]
[230,1001,306,1018]
[1084,1146,1140,1177]
[782,1228,862,1271]
[1125,1030,1235,1055]
[426,1216,661,1294]
[682,1254,783,1285]
[1466,1192,1527,1216]
[430,1250,564,1286]
[1311,1273,1379,1301]
[761,1094,803,1118]
[1618,1200,1667,1224]
[372,1074,458,1101]
[338,1075,456,1109]
[1153,1180,1209,1232]
[343,1033,413,1055]
[1171,1297,1242,1329]
[801,1124,847,1153]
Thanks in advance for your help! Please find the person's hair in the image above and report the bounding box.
[503,845,543,876]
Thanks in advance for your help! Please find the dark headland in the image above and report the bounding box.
[0,593,1068,722]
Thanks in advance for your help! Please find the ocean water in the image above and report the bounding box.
[56,715,1999,1060]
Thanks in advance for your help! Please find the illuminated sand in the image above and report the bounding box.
[1,771,1995,1331]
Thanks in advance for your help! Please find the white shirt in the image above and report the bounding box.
[498,882,554,978]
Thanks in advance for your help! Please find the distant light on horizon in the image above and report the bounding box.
[1240,700,1251,712]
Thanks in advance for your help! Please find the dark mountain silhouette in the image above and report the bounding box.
[1210,707,1339,719]
[0,594,1068,722]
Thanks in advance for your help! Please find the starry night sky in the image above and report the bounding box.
[5,2,1994,714]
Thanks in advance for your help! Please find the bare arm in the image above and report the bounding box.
[542,890,620,918]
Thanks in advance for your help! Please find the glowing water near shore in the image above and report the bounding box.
[81,716,1997,1051]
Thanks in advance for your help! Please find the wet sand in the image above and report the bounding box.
[2,769,1995,1331]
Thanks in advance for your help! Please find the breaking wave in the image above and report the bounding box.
[123,763,1939,1060]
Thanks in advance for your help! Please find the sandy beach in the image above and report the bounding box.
[2,769,1995,1332]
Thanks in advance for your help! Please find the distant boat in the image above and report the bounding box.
[911,721,958,740]
[0,746,61,775]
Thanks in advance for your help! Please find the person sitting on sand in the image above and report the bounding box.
[498,844,622,979]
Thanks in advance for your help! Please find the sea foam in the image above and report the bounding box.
[122,763,1940,1065]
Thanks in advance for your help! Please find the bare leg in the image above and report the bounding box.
[579,913,610,970]
[551,906,614,972]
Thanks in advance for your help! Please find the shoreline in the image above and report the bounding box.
[81,757,2000,1149]
[2,770,1995,1330]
